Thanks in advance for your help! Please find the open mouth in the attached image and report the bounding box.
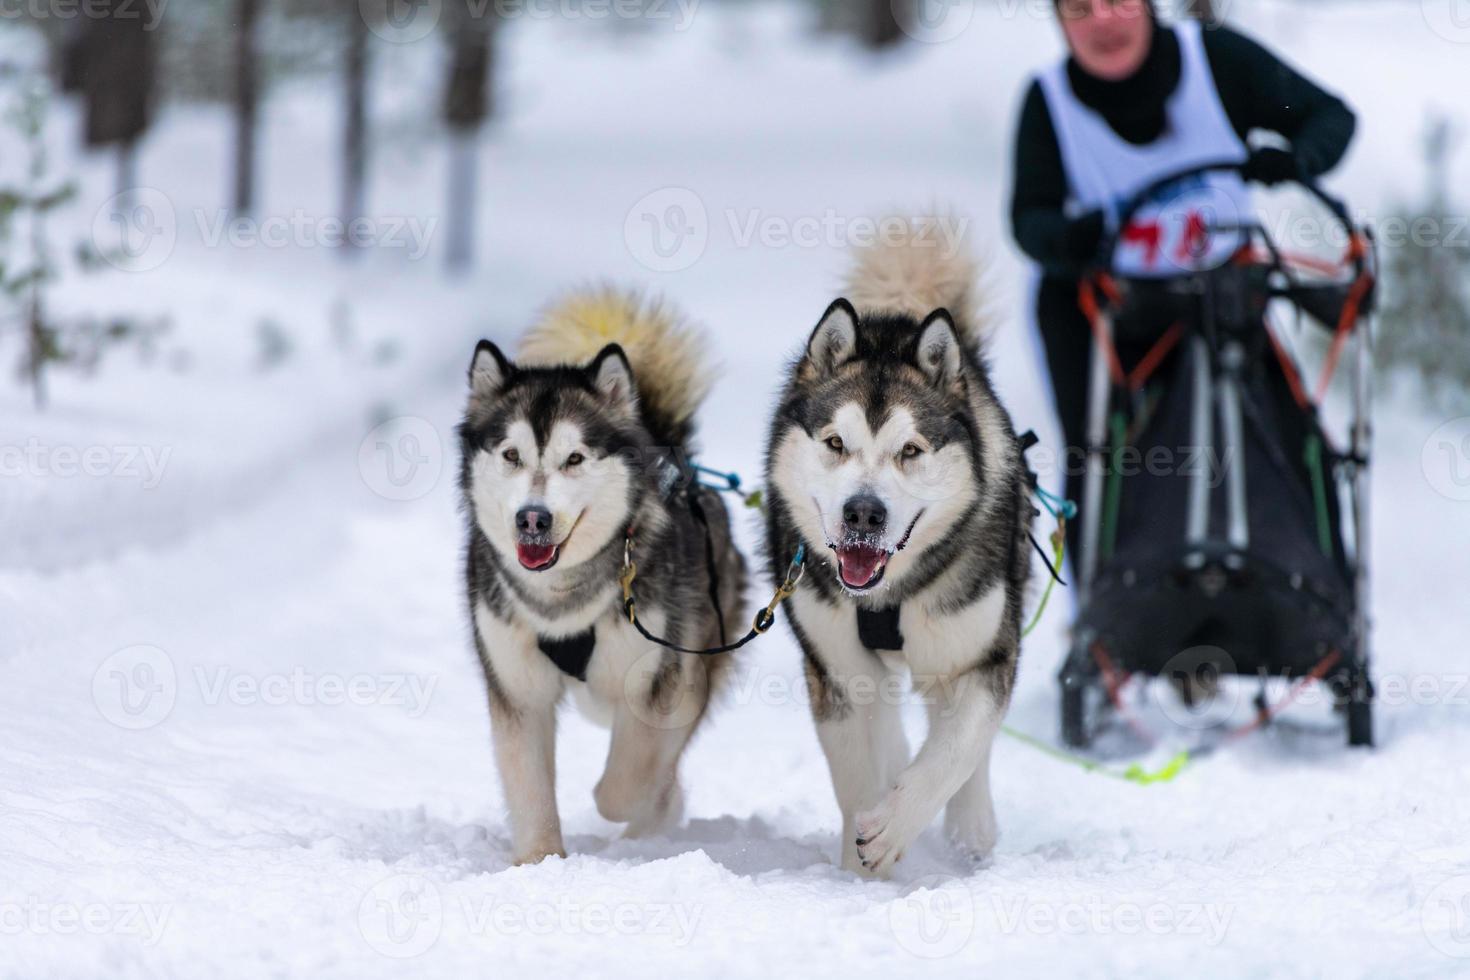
[835,544,889,591]
[514,512,583,572]
[829,510,925,593]
[515,541,561,571]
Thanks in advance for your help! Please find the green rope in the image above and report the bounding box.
[1000,725,1191,785]
[1100,411,1128,560]
[1304,432,1333,559]
[1021,532,1064,638]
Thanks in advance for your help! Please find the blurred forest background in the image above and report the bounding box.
[0,0,1465,408]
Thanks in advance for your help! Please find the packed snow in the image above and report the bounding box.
[3,2,1470,977]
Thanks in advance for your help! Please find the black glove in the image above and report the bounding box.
[1242,147,1301,187]
[1062,209,1106,266]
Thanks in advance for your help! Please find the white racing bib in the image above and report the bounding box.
[1037,20,1253,279]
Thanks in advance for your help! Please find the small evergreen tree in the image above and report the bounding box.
[1,74,77,407]
[1,71,164,408]
[1377,117,1470,412]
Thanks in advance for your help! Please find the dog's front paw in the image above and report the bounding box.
[511,844,567,867]
[854,796,909,877]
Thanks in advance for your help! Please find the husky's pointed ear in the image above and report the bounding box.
[470,340,513,395]
[916,309,964,389]
[589,343,638,414]
[805,299,858,376]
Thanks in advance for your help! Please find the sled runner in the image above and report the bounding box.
[1057,161,1377,749]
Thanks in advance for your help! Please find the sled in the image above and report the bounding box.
[1057,161,1377,749]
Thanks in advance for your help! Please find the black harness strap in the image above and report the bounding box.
[685,488,730,647]
[857,606,905,652]
[537,628,597,681]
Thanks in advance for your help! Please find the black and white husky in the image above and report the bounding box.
[764,227,1033,877]
[460,288,746,866]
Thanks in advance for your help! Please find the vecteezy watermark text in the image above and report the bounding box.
[0,898,172,947]
[0,0,167,30]
[0,439,171,488]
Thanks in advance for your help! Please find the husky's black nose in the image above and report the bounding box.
[515,505,553,536]
[842,494,887,533]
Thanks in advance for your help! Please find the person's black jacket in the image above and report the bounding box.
[1010,23,1356,279]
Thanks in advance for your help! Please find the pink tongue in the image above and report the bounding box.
[837,546,885,588]
[517,543,557,569]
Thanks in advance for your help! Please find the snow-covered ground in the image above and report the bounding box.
[4,3,1470,977]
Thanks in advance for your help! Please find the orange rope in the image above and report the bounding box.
[1222,650,1343,745]
[1314,269,1373,404]
[1127,322,1184,392]
[1265,321,1313,411]
[1078,278,1126,387]
[1088,644,1344,748]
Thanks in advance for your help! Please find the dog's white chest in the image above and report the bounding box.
[900,583,1008,676]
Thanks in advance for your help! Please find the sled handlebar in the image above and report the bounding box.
[1095,159,1362,280]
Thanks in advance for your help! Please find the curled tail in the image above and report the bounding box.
[518,285,714,450]
[842,215,989,346]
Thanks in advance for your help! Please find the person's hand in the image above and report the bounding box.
[1063,210,1106,266]
[1242,147,1301,187]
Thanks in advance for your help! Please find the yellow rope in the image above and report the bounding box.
[1021,518,1066,638]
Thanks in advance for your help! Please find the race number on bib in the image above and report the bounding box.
[1112,174,1251,279]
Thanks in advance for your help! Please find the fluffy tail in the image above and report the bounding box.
[519,285,714,450]
[842,215,989,345]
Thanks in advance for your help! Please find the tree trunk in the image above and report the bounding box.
[341,5,368,256]
[442,6,493,273]
[82,0,155,149]
[116,140,137,213]
[861,0,903,49]
[233,0,261,216]
[27,291,48,410]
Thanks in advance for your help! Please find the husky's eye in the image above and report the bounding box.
[502,447,521,466]
[564,452,585,468]
[901,443,923,460]
[824,435,845,454]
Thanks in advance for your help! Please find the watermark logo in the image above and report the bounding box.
[622,647,709,731]
[896,0,974,43]
[93,187,176,272]
[359,416,443,502]
[92,644,178,730]
[1423,876,1470,958]
[1151,645,1242,731]
[359,874,443,958]
[363,0,441,42]
[889,874,976,958]
[1423,417,1470,501]
[1422,0,1470,43]
[625,187,708,273]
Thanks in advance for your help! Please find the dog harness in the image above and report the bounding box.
[537,629,596,682]
[857,607,905,652]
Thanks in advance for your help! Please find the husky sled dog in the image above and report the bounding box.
[460,288,746,866]
[764,225,1033,877]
